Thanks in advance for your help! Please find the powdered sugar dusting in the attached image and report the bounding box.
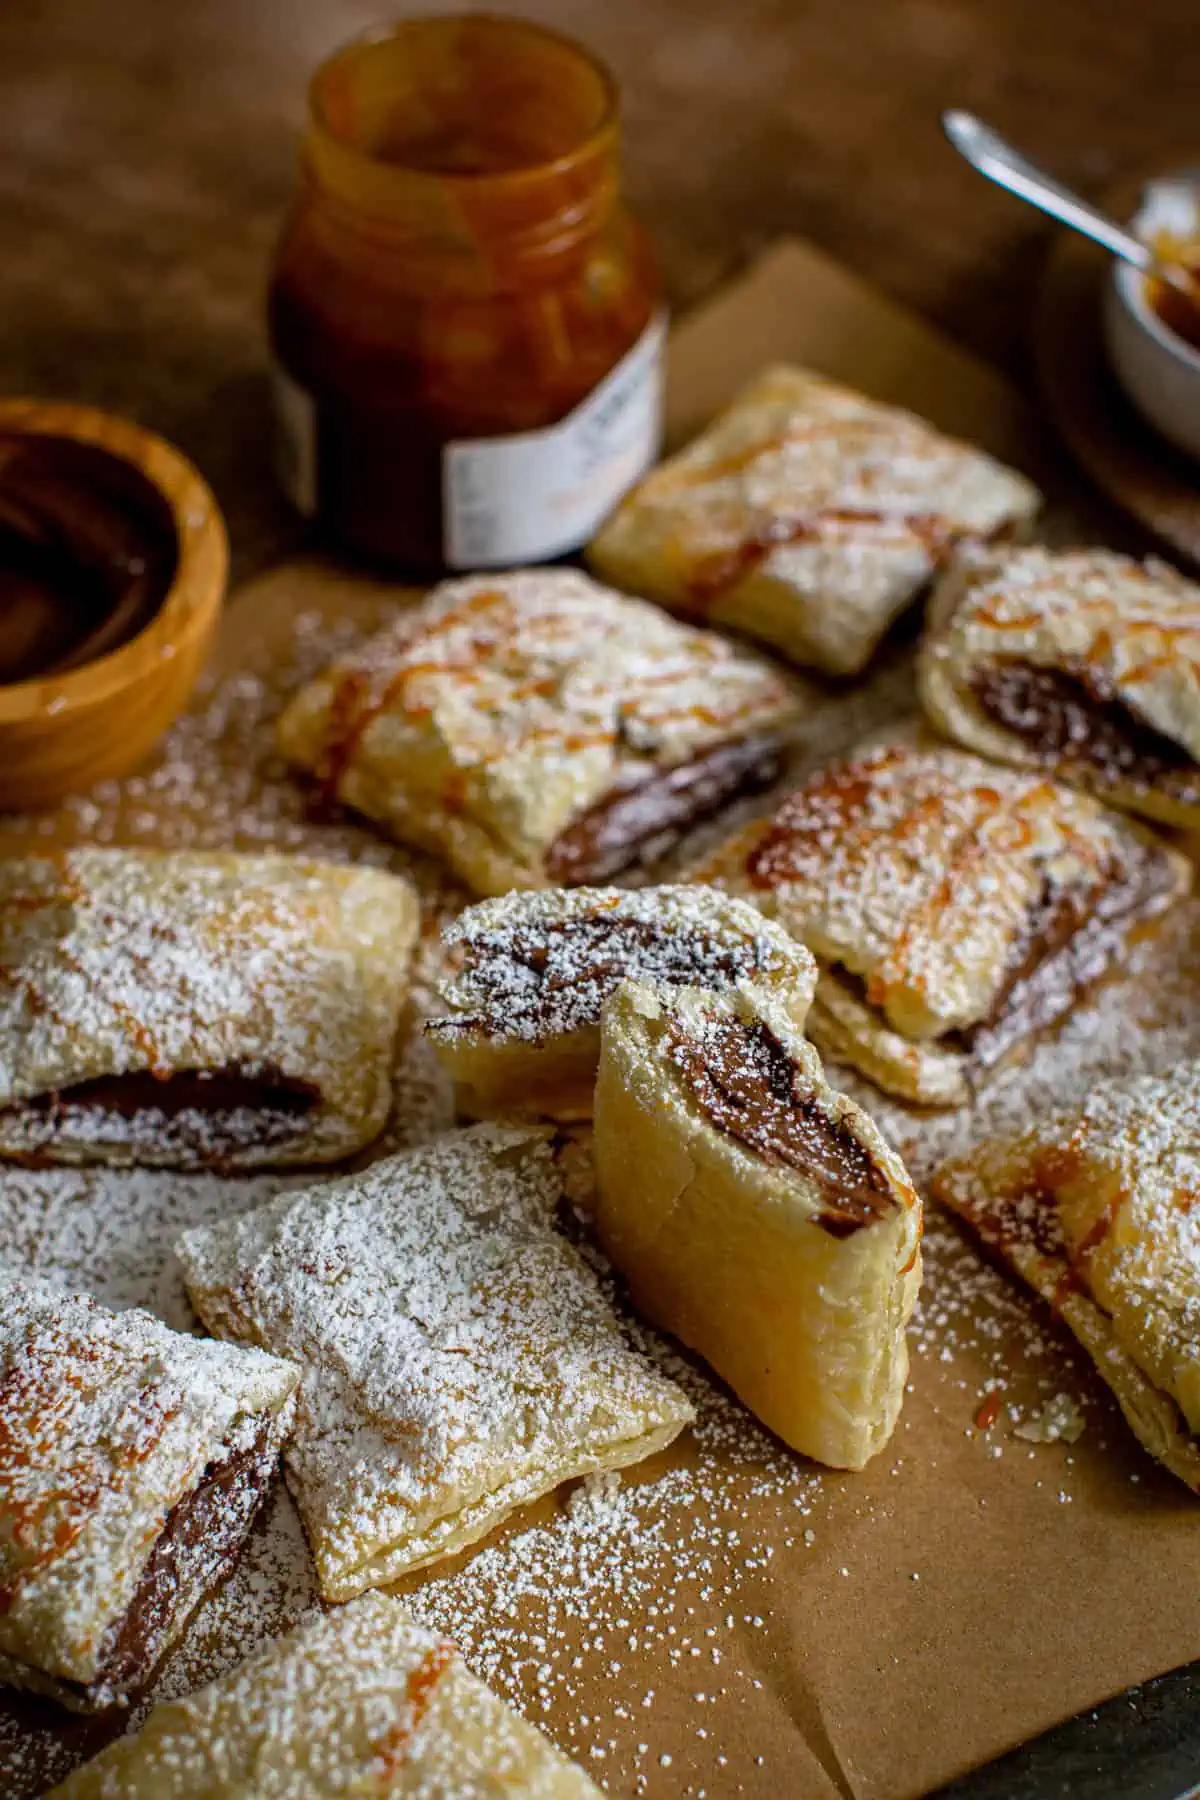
[176,1125,695,1600]
[275,570,803,892]
[428,884,814,1045]
[0,850,418,1168]
[47,1592,604,1800]
[706,735,1184,1045]
[0,1272,297,1707]
[1,580,1198,1793]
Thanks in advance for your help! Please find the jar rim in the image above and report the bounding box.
[308,12,619,192]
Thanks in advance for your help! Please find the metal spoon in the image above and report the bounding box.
[942,109,1198,299]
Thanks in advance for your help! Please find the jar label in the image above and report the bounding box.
[442,311,666,569]
[271,362,318,517]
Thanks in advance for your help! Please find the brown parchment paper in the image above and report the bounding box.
[3,239,1200,1800]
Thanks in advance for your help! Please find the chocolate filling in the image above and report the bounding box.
[947,845,1176,1071]
[971,659,1199,793]
[2,1065,319,1159]
[21,1067,318,1121]
[60,1419,276,1710]
[545,733,784,885]
[664,1011,895,1236]
[833,842,1176,1075]
[439,914,765,1043]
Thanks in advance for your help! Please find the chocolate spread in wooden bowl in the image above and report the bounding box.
[0,434,179,688]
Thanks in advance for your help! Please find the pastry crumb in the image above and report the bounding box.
[1014,1393,1086,1445]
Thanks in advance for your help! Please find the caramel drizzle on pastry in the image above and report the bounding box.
[1,874,315,1121]
[741,746,1173,1046]
[0,1330,179,1614]
[312,582,790,824]
[374,1640,456,1774]
[2,875,170,1074]
[687,507,956,607]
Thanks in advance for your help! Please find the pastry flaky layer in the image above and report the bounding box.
[919,544,1200,828]
[276,568,801,898]
[0,848,419,1169]
[45,1591,603,1799]
[932,1065,1200,1492]
[587,364,1041,678]
[594,980,922,1470]
[695,734,1191,1106]
[176,1123,694,1600]
[426,883,818,1121]
[0,1272,298,1711]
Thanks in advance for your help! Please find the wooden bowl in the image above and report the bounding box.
[0,399,228,809]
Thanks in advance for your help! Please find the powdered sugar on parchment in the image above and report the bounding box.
[2,596,1199,1794]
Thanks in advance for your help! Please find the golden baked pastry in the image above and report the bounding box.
[933,1065,1200,1490]
[275,569,801,897]
[0,848,419,1169]
[588,365,1040,677]
[46,1590,603,1798]
[426,883,817,1121]
[176,1122,694,1598]
[593,979,921,1469]
[919,544,1200,827]
[0,1271,298,1712]
[697,736,1190,1106]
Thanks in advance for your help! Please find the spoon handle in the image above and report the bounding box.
[942,109,1155,273]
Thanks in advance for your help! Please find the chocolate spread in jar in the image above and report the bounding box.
[664,1010,895,1236]
[545,733,784,885]
[970,659,1199,792]
[0,433,179,687]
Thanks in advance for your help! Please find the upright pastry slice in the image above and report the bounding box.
[46,1591,602,1798]
[276,569,800,897]
[0,849,418,1169]
[0,1272,298,1712]
[594,980,921,1469]
[588,365,1040,677]
[933,1065,1200,1491]
[698,737,1189,1106]
[919,545,1200,827]
[176,1123,693,1598]
[427,884,817,1120]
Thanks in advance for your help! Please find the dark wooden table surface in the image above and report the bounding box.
[2,1,1199,1794]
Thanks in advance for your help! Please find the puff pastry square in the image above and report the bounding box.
[933,1065,1200,1491]
[920,544,1200,827]
[176,1123,694,1598]
[426,883,817,1121]
[0,1271,298,1712]
[47,1591,603,1798]
[697,737,1190,1106]
[276,569,801,897]
[594,979,921,1468]
[0,848,419,1169]
[588,365,1041,677]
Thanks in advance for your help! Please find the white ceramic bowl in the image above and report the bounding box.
[1103,170,1200,464]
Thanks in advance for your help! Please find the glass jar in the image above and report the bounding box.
[268,14,664,574]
